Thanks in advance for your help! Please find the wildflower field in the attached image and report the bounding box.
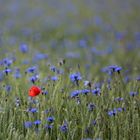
[0,0,140,140]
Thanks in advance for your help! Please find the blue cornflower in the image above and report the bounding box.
[47,116,55,123]
[42,90,48,95]
[34,53,48,61]
[92,88,101,95]
[24,121,32,128]
[129,91,138,97]
[13,72,21,79]
[45,124,53,130]
[70,90,81,98]
[69,72,82,86]
[51,76,58,81]
[60,122,68,133]
[102,65,122,75]
[5,85,12,92]
[108,108,117,117]
[34,120,41,125]
[2,58,13,67]
[19,43,29,53]
[81,89,90,95]
[50,65,57,72]
[27,108,38,113]
[3,68,12,75]
[26,66,37,73]
[29,75,39,83]
[117,108,123,112]
[91,120,96,126]
[79,39,87,48]
[88,103,96,111]
[136,76,140,81]
[13,68,21,79]
[108,65,122,73]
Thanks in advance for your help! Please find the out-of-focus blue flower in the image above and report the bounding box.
[19,43,29,53]
[94,82,102,89]
[70,90,81,98]
[81,89,90,95]
[102,65,122,75]
[56,69,64,75]
[129,91,138,97]
[3,68,12,75]
[34,53,48,61]
[47,116,55,123]
[5,85,12,92]
[22,59,30,65]
[108,109,117,117]
[92,88,101,95]
[51,76,58,81]
[79,39,87,48]
[91,47,112,55]
[91,120,96,126]
[69,72,82,83]
[29,75,39,83]
[26,66,37,73]
[34,120,41,125]
[50,65,57,72]
[117,108,123,112]
[24,121,32,128]
[65,52,80,58]
[115,31,126,41]
[13,68,21,79]
[2,58,13,67]
[136,76,140,81]
[27,108,38,113]
[45,124,53,130]
[88,103,96,111]
[108,107,124,117]
[42,90,48,95]
[60,122,68,133]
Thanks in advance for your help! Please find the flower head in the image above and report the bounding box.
[60,122,68,133]
[19,43,29,53]
[129,91,138,97]
[34,120,41,125]
[24,121,32,128]
[47,116,55,123]
[29,86,41,97]
[92,88,101,95]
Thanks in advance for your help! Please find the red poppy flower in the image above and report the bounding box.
[29,86,41,97]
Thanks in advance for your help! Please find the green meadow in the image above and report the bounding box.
[0,0,140,140]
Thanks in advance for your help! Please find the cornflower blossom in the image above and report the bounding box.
[34,120,41,125]
[29,75,39,83]
[102,65,122,75]
[25,66,37,74]
[92,88,101,95]
[24,121,32,128]
[46,116,55,123]
[19,43,29,53]
[3,68,12,75]
[69,72,82,86]
[60,122,68,133]
[129,91,138,97]
[27,108,38,113]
